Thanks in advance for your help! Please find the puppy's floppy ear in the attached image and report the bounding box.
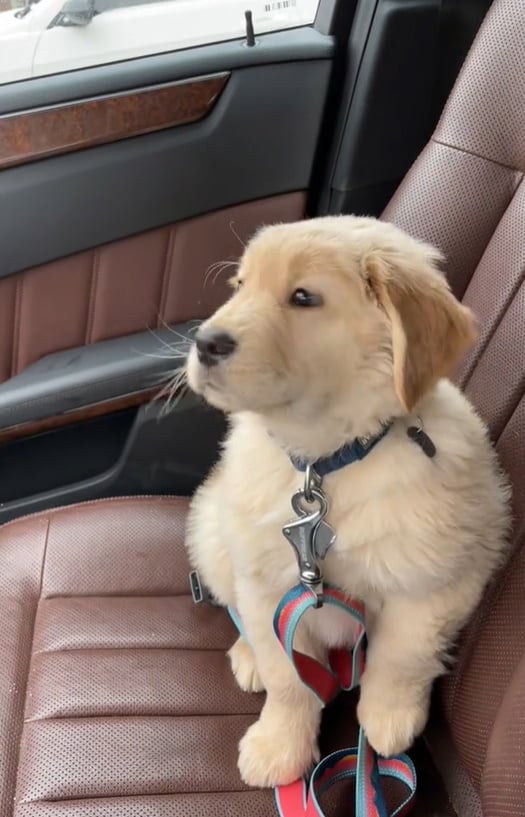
[364,243,477,411]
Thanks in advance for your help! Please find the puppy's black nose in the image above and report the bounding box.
[196,327,237,366]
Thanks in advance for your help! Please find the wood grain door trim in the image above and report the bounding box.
[0,387,161,445]
[0,73,229,170]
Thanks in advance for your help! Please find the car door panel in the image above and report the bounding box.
[0,74,229,170]
[0,26,333,109]
[0,395,227,520]
[0,323,194,432]
[0,0,495,523]
[0,24,330,521]
[0,192,304,381]
[0,60,331,275]
[0,330,226,522]
[0,188,305,522]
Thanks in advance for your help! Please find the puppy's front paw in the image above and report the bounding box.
[228,637,264,693]
[357,686,428,757]
[238,717,319,787]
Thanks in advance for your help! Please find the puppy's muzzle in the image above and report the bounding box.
[195,326,237,367]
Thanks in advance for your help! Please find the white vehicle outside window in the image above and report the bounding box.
[0,0,320,85]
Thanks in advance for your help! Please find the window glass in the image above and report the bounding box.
[0,0,321,86]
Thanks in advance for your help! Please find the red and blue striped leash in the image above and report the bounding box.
[229,583,417,817]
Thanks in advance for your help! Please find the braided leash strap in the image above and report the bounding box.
[272,584,417,817]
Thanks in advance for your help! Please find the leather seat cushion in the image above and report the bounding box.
[383,4,525,811]
[0,496,453,816]
[1,497,271,817]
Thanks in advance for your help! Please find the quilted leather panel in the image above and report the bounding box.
[433,0,525,172]
[0,497,454,817]
[384,1,525,813]
[0,497,272,817]
[383,143,521,299]
[482,652,525,816]
[457,182,525,390]
[0,192,305,382]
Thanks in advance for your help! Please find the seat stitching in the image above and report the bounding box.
[457,174,524,301]
[25,709,262,723]
[0,494,186,535]
[158,226,175,327]
[403,143,523,303]
[446,529,525,743]
[33,645,232,657]
[85,250,100,345]
[39,519,51,598]
[33,644,228,654]
[11,519,51,814]
[39,593,195,601]
[432,137,525,173]
[22,788,262,805]
[11,276,24,377]
[33,644,231,656]
[447,392,525,716]
[20,711,258,805]
[493,378,525,446]
[462,254,525,391]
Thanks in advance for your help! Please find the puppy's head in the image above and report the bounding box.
[187,216,476,426]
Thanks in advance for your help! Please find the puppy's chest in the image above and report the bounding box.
[232,475,397,598]
[230,444,416,599]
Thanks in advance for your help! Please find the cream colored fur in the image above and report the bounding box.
[184,215,511,788]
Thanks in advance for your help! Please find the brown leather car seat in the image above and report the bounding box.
[384,1,525,813]
[1,0,524,814]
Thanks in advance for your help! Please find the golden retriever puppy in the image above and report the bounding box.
[185,216,510,789]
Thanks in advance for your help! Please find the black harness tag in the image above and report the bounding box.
[189,570,213,604]
[407,426,436,458]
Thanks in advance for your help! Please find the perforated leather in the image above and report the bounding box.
[0,497,453,817]
[384,2,525,813]
[0,497,272,817]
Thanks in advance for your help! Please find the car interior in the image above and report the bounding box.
[0,0,523,814]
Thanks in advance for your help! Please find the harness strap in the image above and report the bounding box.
[273,584,366,701]
[229,584,417,817]
[271,585,416,817]
[275,743,417,817]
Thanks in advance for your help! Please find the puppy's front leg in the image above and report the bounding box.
[357,586,476,757]
[236,583,322,788]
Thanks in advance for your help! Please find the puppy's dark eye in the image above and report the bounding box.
[290,288,322,307]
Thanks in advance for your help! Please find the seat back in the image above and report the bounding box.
[383,2,525,814]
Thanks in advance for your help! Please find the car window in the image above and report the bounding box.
[0,0,321,86]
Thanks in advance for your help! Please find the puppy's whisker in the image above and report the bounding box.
[139,346,190,362]
[147,370,176,389]
[154,319,197,346]
[211,265,232,286]
[147,328,187,356]
[156,366,190,414]
[229,220,246,249]
[204,260,235,283]
[204,259,239,289]
[142,359,187,388]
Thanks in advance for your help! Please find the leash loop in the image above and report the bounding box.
[228,583,416,817]
[303,464,320,503]
[271,584,417,817]
[275,743,417,817]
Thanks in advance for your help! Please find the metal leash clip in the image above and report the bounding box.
[282,465,336,607]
